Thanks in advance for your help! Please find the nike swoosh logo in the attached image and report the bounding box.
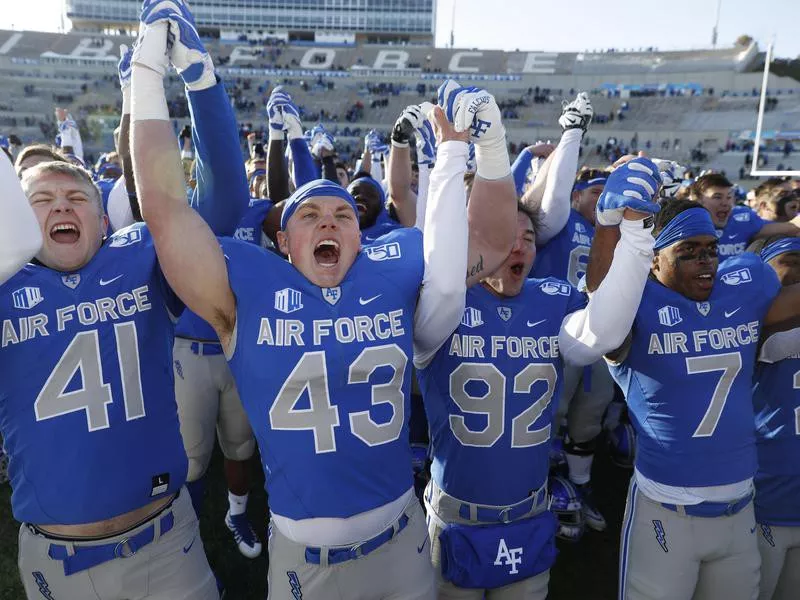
[527,319,546,327]
[728,234,739,239]
[359,294,381,306]
[99,275,123,286]
[724,308,741,318]
[750,526,756,534]
[417,537,428,553]
[183,536,196,554]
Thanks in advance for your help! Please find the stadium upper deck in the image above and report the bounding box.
[1,28,799,171]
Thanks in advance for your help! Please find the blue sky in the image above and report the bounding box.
[1,0,797,58]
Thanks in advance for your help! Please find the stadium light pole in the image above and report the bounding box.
[711,0,722,48]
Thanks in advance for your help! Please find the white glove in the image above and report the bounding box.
[558,92,593,132]
[436,80,505,146]
[131,19,169,78]
[437,80,509,179]
[391,102,433,147]
[652,158,686,199]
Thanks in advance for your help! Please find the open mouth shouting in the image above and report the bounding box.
[314,239,340,268]
[509,261,525,278]
[50,222,80,244]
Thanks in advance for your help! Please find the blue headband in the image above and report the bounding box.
[248,168,266,186]
[348,176,386,205]
[760,237,800,264]
[654,207,717,251]
[280,178,358,230]
[573,176,608,192]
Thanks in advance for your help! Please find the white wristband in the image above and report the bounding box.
[475,135,511,180]
[269,127,285,141]
[131,65,169,121]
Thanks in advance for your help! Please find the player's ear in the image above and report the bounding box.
[276,230,289,256]
[651,251,661,273]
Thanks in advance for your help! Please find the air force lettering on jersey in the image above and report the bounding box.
[610,253,781,487]
[0,223,186,524]
[716,205,766,258]
[419,278,587,506]
[221,227,424,519]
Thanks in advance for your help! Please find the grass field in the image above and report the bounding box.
[0,439,631,599]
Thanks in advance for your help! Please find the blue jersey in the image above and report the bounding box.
[232,198,273,247]
[717,205,765,258]
[753,352,800,525]
[532,209,594,287]
[222,228,424,519]
[96,177,116,236]
[418,279,587,505]
[0,224,187,524]
[609,254,781,487]
[176,198,274,342]
[361,208,402,244]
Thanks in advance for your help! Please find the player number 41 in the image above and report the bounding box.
[34,323,145,431]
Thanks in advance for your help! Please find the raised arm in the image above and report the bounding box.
[132,8,235,344]
[116,44,141,222]
[186,70,249,235]
[0,151,42,283]
[561,158,662,365]
[413,108,469,368]
[437,81,517,287]
[388,104,434,226]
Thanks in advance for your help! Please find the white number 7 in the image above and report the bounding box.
[687,352,742,438]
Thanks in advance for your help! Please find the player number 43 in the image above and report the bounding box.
[269,345,407,453]
[34,323,145,431]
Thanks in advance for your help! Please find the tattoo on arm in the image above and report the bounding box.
[467,254,484,279]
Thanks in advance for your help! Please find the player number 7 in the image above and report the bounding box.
[686,352,742,438]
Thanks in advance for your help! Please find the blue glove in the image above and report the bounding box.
[267,88,292,134]
[596,157,661,226]
[143,6,215,91]
[118,44,132,91]
[416,119,436,167]
[140,0,195,25]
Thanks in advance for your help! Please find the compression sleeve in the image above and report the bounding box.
[559,219,654,366]
[511,147,532,196]
[188,78,249,235]
[413,165,431,232]
[289,138,319,187]
[106,176,136,232]
[413,141,469,369]
[537,129,582,245]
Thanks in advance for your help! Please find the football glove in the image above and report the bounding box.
[558,92,593,132]
[652,158,686,199]
[118,44,132,91]
[391,103,431,147]
[436,80,505,146]
[596,157,661,227]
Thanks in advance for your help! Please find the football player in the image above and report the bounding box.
[689,173,800,258]
[0,150,42,284]
[0,155,226,598]
[528,93,614,532]
[750,237,800,600]
[601,199,800,600]
[132,6,518,589]
[417,157,662,598]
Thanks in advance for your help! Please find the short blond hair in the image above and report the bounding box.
[21,161,103,213]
